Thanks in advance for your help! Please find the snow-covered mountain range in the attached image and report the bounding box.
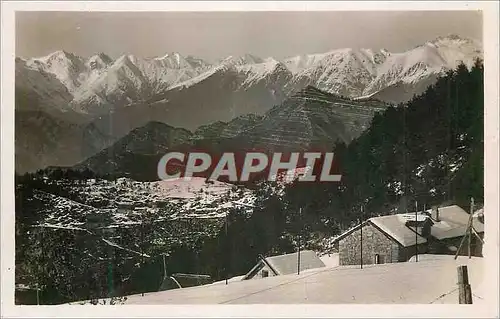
[17,34,481,116]
[15,35,482,173]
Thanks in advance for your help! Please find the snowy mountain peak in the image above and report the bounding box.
[219,54,265,66]
[185,55,211,69]
[237,53,265,65]
[156,52,181,60]
[30,50,83,68]
[17,34,482,120]
[155,52,182,63]
[41,50,79,61]
[92,52,112,62]
[26,50,87,93]
[234,58,292,89]
[426,34,481,50]
[433,34,472,43]
[113,54,143,68]
[86,53,113,70]
[153,52,210,69]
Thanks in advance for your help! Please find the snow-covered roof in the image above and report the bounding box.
[334,205,484,247]
[426,205,484,240]
[243,250,326,280]
[265,250,326,276]
[369,214,428,247]
[212,275,245,285]
[331,221,367,242]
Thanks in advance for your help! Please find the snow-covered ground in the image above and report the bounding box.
[70,255,484,305]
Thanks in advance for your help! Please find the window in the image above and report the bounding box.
[374,254,380,264]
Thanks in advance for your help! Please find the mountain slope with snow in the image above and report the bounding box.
[362,35,482,100]
[15,35,482,173]
[19,51,212,116]
[16,35,482,118]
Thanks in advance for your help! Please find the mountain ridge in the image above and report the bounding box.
[73,85,389,181]
[15,35,483,173]
[18,34,482,115]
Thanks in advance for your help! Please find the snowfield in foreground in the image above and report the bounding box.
[70,255,484,305]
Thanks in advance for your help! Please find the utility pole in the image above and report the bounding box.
[36,283,40,306]
[224,210,229,285]
[468,197,474,258]
[360,205,363,269]
[37,227,41,305]
[454,197,481,260]
[415,200,418,263]
[162,253,167,279]
[225,210,228,285]
[107,239,114,298]
[297,207,302,275]
[141,210,144,296]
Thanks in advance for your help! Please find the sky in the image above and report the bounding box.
[16,11,482,62]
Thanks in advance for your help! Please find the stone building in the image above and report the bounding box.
[334,205,484,266]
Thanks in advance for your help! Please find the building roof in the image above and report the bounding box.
[265,250,326,275]
[428,205,484,240]
[334,205,485,247]
[243,250,326,279]
[369,214,428,246]
[332,221,368,242]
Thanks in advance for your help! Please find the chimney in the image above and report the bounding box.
[421,219,432,237]
[432,206,440,222]
[478,212,484,224]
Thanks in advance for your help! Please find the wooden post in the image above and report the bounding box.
[457,265,473,304]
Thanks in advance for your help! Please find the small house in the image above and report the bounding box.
[334,205,484,266]
[158,274,213,291]
[242,250,325,280]
[170,273,213,288]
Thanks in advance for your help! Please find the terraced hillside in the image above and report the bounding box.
[74,86,388,181]
[231,86,388,151]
